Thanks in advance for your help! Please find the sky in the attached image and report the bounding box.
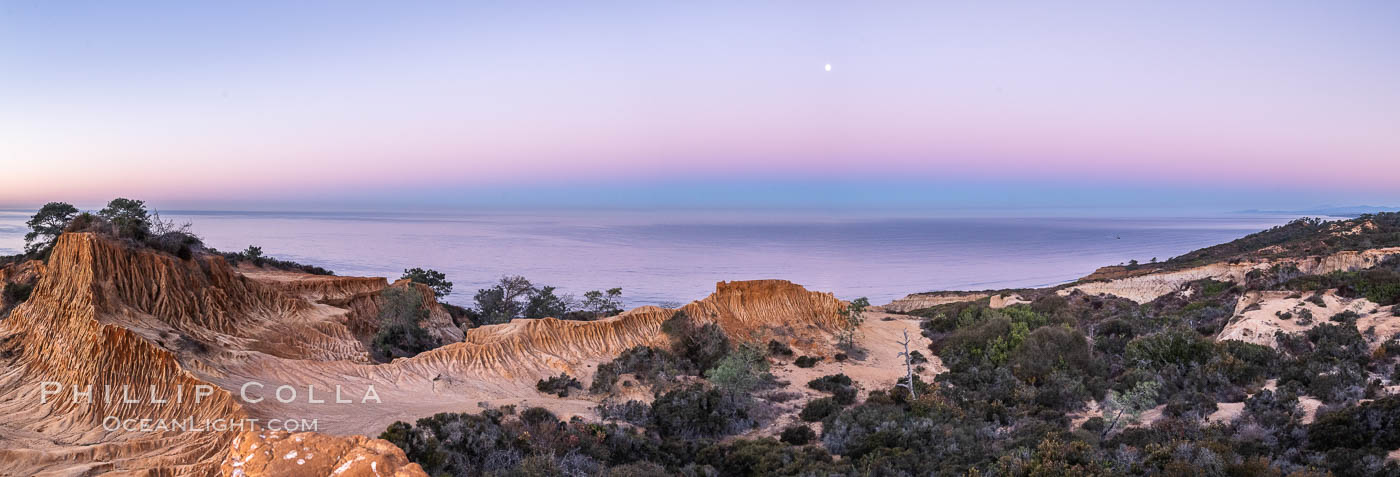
[1,1,1398,212]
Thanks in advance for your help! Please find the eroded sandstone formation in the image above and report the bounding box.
[0,233,847,475]
[0,234,426,476]
[880,291,991,313]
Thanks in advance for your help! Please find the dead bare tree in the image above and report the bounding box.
[896,328,916,399]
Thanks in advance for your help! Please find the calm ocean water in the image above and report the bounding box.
[0,210,1296,306]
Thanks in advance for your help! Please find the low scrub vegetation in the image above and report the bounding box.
[221,245,334,275]
[589,346,696,394]
[3,281,33,305]
[1164,212,1400,269]
[1280,258,1400,307]
[1,280,35,318]
[382,282,1400,476]
[535,373,582,397]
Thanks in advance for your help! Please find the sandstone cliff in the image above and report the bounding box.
[0,234,426,476]
[881,291,991,313]
[1061,247,1400,303]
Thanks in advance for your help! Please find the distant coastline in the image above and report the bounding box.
[1236,205,1399,217]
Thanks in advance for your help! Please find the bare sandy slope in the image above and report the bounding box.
[759,311,942,436]
[1219,290,1398,350]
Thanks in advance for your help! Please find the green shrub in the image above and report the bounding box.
[807,374,858,405]
[832,386,858,406]
[695,438,844,477]
[794,355,821,368]
[519,406,558,426]
[1124,328,1214,368]
[591,346,695,394]
[370,287,440,362]
[807,374,852,393]
[1308,395,1400,452]
[1010,325,1093,385]
[1331,310,1361,323]
[664,311,731,371]
[536,373,581,397]
[651,385,756,438]
[1163,391,1219,418]
[3,282,34,305]
[605,462,671,477]
[780,424,816,445]
[766,340,794,356]
[934,306,1051,370]
[1199,279,1233,298]
[1080,416,1105,433]
[1277,323,1371,403]
[598,400,651,426]
[799,397,840,422]
[1216,339,1277,384]
[1030,294,1069,314]
[706,343,773,394]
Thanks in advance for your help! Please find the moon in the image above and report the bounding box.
[825,64,832,72]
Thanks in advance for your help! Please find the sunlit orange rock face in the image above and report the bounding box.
[222,430,424,477]
[0,234,427,476]
[0,233,847,476]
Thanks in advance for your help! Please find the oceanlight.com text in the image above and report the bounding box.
[101,416,317,433]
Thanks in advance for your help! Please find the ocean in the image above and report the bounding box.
[0,209,1296,307]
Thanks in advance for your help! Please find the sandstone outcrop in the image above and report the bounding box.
[1061,247,1400,303]
[0,234,427,476]
[881,291,990,313]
